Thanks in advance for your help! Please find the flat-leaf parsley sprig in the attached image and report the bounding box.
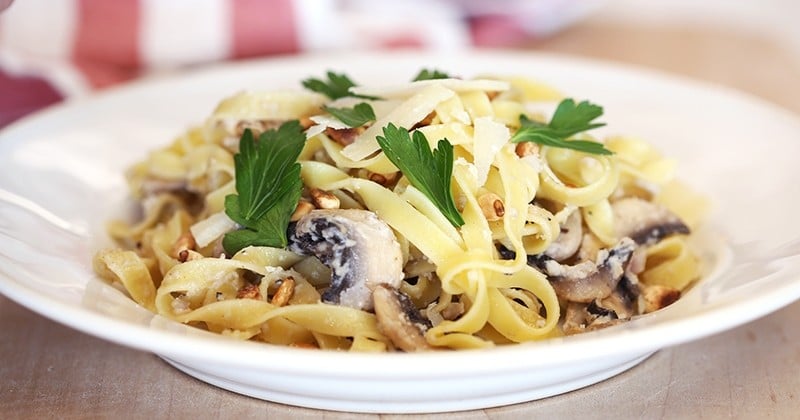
[323,102,376,128]
[511,98,613,155]
[412,69,451,81]
[376,124,465,228]
[302,71,377,100]
[223,121,306,254]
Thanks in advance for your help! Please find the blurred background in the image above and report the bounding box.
[2,1,800,417]
[0,0,798,127]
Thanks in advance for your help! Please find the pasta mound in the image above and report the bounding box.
[93,74,703,352]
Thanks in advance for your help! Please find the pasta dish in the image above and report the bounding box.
[93,70,703,352]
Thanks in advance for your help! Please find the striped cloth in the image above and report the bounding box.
[0,0,598,127]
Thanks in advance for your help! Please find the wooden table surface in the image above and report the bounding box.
[2,5,800,419]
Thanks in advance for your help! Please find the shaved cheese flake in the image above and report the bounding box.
[350,78,509,99]
[324,97,402,121]
[212,90,326,121]
[416,123,474,147]
[460,91,494,120]
[435,95,471,125]
[341,84,456,161]
[305,114,348,139]
[473,117,510,186]
[317,135,398,173]
[190,211,238,248]
[305,124,326,139]
[369,99,405,120]
[309,114,349,129]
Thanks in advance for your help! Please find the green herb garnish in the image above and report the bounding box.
[323,102,376,128]
[223,122,305,254]
[413,69,451,81]
[302,71,376,100]
[511,98,613,155]
[376,123,464,227]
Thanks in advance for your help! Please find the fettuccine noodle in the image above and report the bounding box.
[94,72,704,351]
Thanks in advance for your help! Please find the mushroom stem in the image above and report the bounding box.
[373,285,432,352]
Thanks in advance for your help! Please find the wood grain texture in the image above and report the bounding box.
[3,295,799,419]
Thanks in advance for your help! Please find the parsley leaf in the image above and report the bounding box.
[376,123,464,227]
[511,98,613,155]
[223,122,305,254]
[323,102,376,127]
[413,69,451,81]
[302,71,377,100]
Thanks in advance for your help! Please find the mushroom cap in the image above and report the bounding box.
[289,209,403,310]
[612,197,690,245]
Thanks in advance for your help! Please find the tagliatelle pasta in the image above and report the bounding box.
[94,71,705,351]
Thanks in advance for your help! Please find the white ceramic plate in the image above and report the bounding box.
[2,51,800,414]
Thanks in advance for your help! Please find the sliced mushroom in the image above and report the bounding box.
[562,302,591,335]
[562,302,623,335]
[596,275,641,320]
[544,210,583,261]
[373,284,432,352]
[531,237,637,302]
[288,209,403,310]
[612,197,690,245]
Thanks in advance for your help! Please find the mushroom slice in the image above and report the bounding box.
[544,209,583,262]
[612,197,690,246]
[289,209,403,310]
[373,285,433,352]
[562,302,622,335]
[562,302,591,335]
[596,275,641,320]
[531,237,637,302]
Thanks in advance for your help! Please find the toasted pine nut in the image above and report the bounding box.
[172,232,196,259]
[298,116,315,129]
[291,200,315,221]
[177,249,204,263]
[478,193,505,221]
[411,111,436,129]
[369,173,387,185]
[369,171,399,186]
[237,283,261,300]
[325,126,364,146]
[515,142,539,158]
[310,188,340,209]
[641,285,681,313]
[271,277,296,307]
